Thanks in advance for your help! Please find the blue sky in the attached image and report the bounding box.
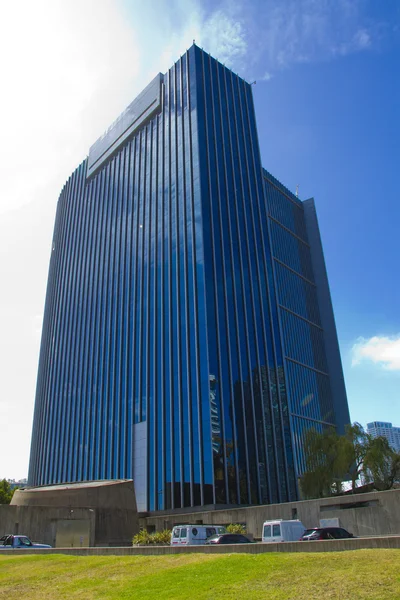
[0,0,399,478]
[246,2,400,428]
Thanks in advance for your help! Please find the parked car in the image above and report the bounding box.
[171,525,227,546]
[300,527,355,541]
[0,535,52,549]
[262,520,306,543]
[204,533,254,545]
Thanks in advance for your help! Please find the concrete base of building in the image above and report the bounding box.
[1,479,139,547]
[3,485,400,547]
[140,488,400,540]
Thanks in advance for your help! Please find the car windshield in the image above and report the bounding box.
[18,537,32,546]
[206,535,220,541]
[303,529,319,536]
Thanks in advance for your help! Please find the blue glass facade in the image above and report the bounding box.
[29,45,349,510]
[264,170,349,476]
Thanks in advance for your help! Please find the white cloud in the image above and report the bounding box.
[193,0,377,81]
[333,27,372,56]
[201,10,248,70]
[261,72,273,81]
[354,28,372,49]
[352,335,400,371]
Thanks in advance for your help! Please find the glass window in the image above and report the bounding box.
[270,220,314,282]
[172,529,180,539]
[338,528,350,538]
[19,537,31,546]
[264,176,308,243]
[206,527,216,538]
[263,525,271,538]
[221,535,233,544]
[272,524,281,537]
[180,528,187,538]
[217,527,227,534]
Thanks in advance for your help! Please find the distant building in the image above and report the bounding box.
[367,422,400,452]
[7,479,28,490]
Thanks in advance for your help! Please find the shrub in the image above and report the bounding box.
[132,529,151,545]
[152,529,172,545]
[132,528,172,545]
[226,523,247,534]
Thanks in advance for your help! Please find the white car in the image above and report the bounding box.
[262,520,305,543]
[171,525,227,546]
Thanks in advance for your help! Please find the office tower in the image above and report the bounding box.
[367,422,400,452]
[29,45,349,511]
[264,170,350,475]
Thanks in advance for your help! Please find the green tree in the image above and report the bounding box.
[0,479,14,504]
[363,437,400,491]
[300,426,344,499]
[300,422,400,499]
[340,423,371,492]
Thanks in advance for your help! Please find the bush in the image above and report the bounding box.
[226,523,247,534]
[151,530,172,545]
[132,529,172,545]
[132,529,151,545]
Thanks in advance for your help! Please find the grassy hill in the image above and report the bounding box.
[1,549,399,599]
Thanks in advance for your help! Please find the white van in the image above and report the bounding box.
[171,524,227,546]
[262,519,305,543]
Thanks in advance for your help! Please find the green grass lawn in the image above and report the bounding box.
[0,549,399,599]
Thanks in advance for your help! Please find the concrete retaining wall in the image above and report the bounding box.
[3,486,400,547]
[141,489,400,539]
[1,536,399,556]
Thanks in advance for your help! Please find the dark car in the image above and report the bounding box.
[204,533,254,545]
[300,527,355,541]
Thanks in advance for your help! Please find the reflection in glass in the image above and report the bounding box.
[29,45,347,516]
